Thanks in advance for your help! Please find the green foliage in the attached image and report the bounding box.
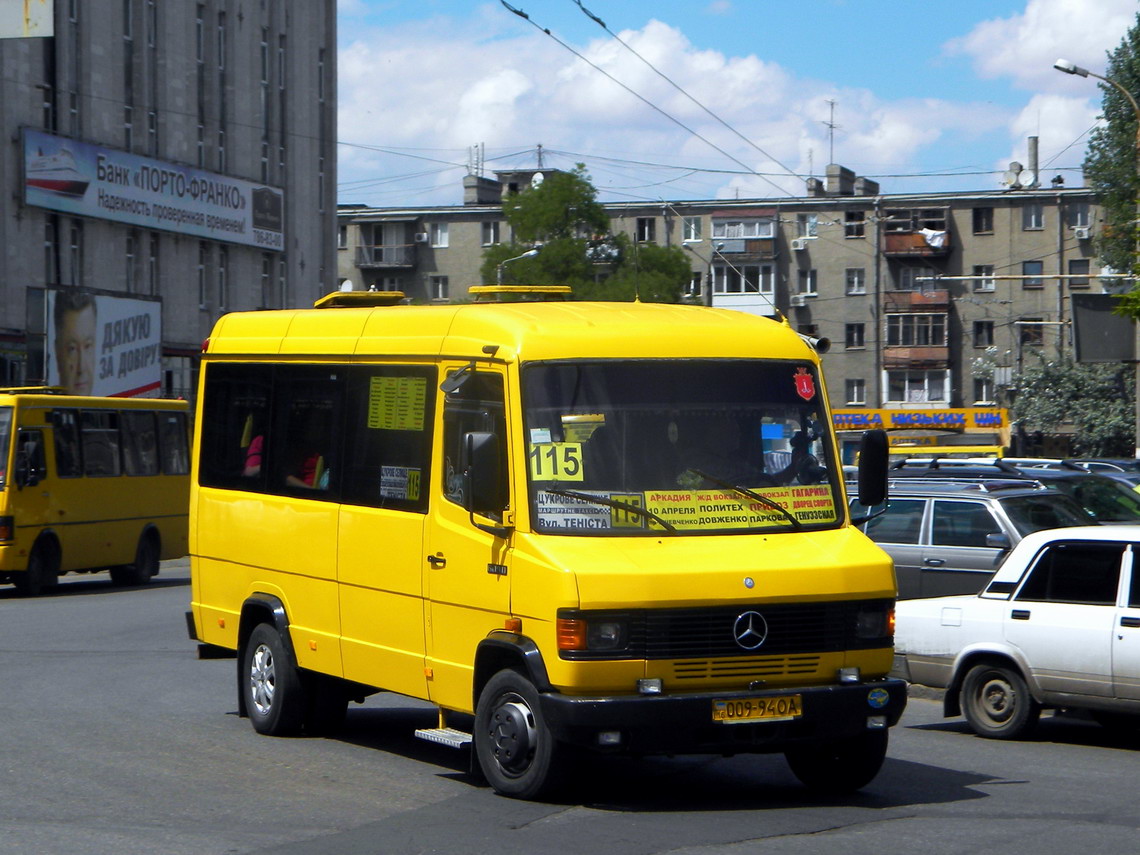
[1083,15,1140,315]
[1013,355,1134,456]
[480,165,692,302]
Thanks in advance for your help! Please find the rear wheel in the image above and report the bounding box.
[961,662,1040,739]
[784,729,889,794]
[110,531,160,586]
[474,668,564,799]
[242,623,306,736]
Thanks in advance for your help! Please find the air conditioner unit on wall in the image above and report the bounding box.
[1073,226,1091,240]
[414,232,429,243]
[791,238,808,251]
[790,294,808,307]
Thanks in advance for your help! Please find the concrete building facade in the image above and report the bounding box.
[1,0,336,398]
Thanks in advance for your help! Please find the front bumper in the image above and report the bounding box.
[538,678,907,755]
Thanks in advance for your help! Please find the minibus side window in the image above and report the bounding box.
[158,412,190,476]
[442,372,507,515]
[121,411,160,476]
[51,408,82,478]
[341,365,435,512]
[272,367,343,499]
[15,429,47,487]
[199,364,272,489]
[80,410,122,477]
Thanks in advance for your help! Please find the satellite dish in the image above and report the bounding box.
[339,279,354,292]
[1001,170,1020,187]
[1018,169,1038,189]
[532,172,544,187]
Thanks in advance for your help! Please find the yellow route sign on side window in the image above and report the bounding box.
[368,376,426,431]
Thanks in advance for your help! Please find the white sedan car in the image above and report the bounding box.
[892,525,1140,738]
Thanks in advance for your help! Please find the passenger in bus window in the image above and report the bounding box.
[243,434,263,476]
[286,449,326,489]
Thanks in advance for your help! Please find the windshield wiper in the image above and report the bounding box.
[688,469,802,531]
[540,487,679,535]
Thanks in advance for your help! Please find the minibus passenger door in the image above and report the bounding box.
[14,429,51,523]
[424,365,513,711]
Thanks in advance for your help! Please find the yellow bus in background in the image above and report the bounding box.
[0,388,190,595]
[187,292,902,799]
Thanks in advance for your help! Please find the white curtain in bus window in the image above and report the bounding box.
[120,411,159,476]
[158,412,189,475]
[81,410,122,477]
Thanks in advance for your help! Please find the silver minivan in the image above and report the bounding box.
[852,479,1096,599]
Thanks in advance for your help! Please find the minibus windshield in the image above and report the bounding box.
[522,359,841,535]
[0,407,11,489]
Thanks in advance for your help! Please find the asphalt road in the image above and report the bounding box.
[4,559,1140,854]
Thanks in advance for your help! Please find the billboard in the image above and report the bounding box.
[1071,293,1135,363]
[0,0,53,38]
[47,290,162,397]
[23,129,284,251]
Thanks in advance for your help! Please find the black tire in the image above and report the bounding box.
[111,531,160,586]
[474,668,563,799]
[961,662,1040,739]
[13,541,59,597]
[242,623,306,736]
[784,729,889,794]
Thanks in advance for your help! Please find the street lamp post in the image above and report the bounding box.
[496,248,540,286]
[1054,58,1140,458]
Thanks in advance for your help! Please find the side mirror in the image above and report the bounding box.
[463,431,511,537]
[857,429,889,507]
[985,532,1012,550]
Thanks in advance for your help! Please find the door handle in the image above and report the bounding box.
[427,554,446,568]
[923,558,945,567]
[1011,609,1031,620]
[1121,616,1140,628]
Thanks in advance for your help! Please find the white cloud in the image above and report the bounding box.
[1004,93,1100,175]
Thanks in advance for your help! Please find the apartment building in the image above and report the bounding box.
[337,164,1102,416]
[0,1,336,397]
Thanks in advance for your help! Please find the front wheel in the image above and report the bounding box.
[961,662,1040,739]
[242,623,306,736]
[13,541,59,597]
[474,668,564,800]
[784,729,889,794]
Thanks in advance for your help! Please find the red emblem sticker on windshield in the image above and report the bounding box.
[794,367,815,401]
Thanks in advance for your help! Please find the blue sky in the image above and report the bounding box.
[336,0,1137,206]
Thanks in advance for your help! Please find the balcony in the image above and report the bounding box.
[716,237,776,259]
[882,346,950,369]
[882,207,952,257]
[355,244,416,268]
[883,289,950,312]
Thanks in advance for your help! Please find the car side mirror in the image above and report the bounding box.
[985,532,1012,550]
[857,429,889,507]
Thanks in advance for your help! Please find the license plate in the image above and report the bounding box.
[712,695,802,724]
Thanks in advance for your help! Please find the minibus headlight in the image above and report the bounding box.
[855,603,893,640]
[0,515,13,541]
[587,620,626,650]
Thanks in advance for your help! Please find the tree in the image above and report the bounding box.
[1083,15,1140,316]
[479,164,691,302]
[1012,355,1134,456]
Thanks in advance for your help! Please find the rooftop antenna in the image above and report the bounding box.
[821,99,840,164]
[536,143,544,169]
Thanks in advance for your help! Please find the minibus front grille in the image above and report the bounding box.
[670,655,823,681]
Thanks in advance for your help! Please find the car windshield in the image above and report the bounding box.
[0,407,10,489]
[1043,476,1140,523]
[522,359,840,536]
[1000,493,1097,536]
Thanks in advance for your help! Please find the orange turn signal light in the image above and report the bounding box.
[556,618,587,651]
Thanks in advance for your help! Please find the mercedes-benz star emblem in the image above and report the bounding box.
[732,611,768,650]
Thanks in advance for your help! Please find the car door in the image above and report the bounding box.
[1112,544,1140,700]
[1004,540,1126,700]
[922,499,1008,598]
[860,497,926,598]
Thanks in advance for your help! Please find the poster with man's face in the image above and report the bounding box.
[47,291,162,397]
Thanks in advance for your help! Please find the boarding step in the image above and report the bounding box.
[414,727,472,749]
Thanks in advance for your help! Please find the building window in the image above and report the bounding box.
[1022,260,1044,288]
[148,233,159,295]
[337,225,347,249]
[218,246,228,310]
[682,217,702,242]
[844,210,866,238]
[1068,258,1090,288]
[44,218,58,285]
[261,255,272,308]
[972,207,994,234]
[429,223,448,248]
[973,377,995,405]
[974,320,995,347]
[973,265,995,292]
[894,266,921,291]
[430,275,449,301]
[1066,202,1090,228]
[712,218,775,239]
[845,268,866,295]
[845,323,865,349]
[685,271,702,299]
[68,220,83,287]
[636,218,656,243]
[887,370,947,403]
[125,232,137,293]
[1022,202,1044,230]
[198,242,209,308]
[797,214,818,238]
[481,221,500,246]
[845,378,866,406]
[713,264,773,294]
[1020,318,1044,347]
[887,314,946,346]
[797,269,817,296]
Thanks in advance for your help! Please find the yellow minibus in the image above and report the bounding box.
[187,293,902,799]
[0,388,190,595]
